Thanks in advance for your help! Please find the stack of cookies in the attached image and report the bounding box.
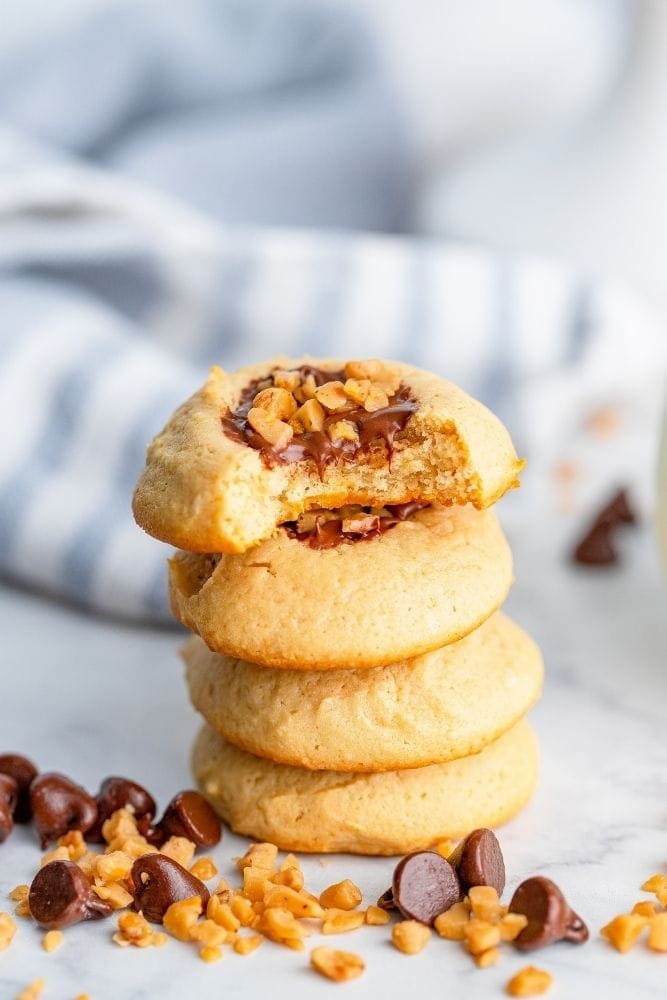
[133,357,542,855]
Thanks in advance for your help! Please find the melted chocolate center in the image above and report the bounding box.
[221,365,417,476]
[284,502,430,550]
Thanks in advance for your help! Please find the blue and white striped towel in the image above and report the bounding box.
[2,148,664,623]
[0,0,664,623]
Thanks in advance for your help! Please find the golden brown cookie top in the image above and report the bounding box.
[133,356,524,554]
[168,504,513,670]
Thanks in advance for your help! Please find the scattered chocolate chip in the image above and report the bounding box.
[509,876,588,950]
[29,860,112,929]
[0,754,38,823]
[572,487,637,567]
[30,773,98,848]
[131,854,210,923]
[448,828,506,895]
[596,488,636,527]
[377,887,396,911]
[150,790,221,849]
[87,776,157,843]
[392,851,461,926]
[573,521,617,566]
[0,774,18,843]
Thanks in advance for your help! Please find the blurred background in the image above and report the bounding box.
[4,0,667,302]
[1,0,666,619]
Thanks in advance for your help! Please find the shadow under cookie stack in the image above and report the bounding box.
[133,357,543,855]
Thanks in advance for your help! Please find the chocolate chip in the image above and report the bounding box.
[0,754,38,823]
[377,887,397,911]
[131,854,210,923]
[572,487,637,567]
[150,790,221,849]
[448,828,506,895]
[509,876,588,950]
[30,773,98,848]
[392,851,461,926]
[596,488,636,527]
[0,774,18,843]
[87,776,156,843]
[573,521,617,566]
[29,860,112,929]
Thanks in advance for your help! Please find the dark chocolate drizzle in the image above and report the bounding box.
[284,502,430,550]
[220,365,417,477]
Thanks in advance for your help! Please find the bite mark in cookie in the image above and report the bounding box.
[133,356,524,554]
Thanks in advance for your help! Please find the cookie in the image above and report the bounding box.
[169,504,513,669]
[184,612,543,770]
[133,357,524,554]
[191,719,539,856]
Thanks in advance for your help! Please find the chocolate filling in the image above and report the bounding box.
[221,365,417,477]
[284,502,430,550]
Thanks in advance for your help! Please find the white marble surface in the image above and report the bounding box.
[0,497,666,999]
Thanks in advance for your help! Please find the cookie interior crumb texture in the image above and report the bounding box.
[133,358,524,554]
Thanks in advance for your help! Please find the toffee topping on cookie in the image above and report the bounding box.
[221,361,417,476]
[283,501,430,549]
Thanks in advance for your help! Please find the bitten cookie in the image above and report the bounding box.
[192,719,539,855]
[169,504,513,669]
[184,612,543,771]
[133,357,523,553]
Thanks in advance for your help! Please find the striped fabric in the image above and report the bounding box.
[1,153,664,622]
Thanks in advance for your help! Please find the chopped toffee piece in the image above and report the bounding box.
[222,363,417,475]
[284,502,430,549]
